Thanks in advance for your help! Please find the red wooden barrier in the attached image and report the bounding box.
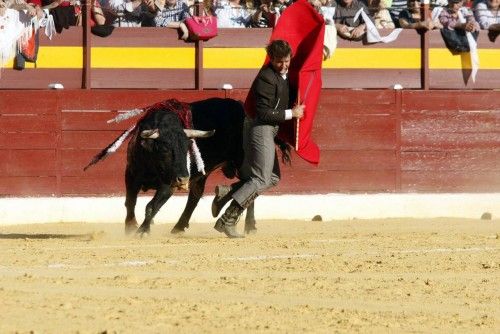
[0,89,498,196]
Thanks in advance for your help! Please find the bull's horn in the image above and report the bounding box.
[183,129,215,138]
[140,129,160,139]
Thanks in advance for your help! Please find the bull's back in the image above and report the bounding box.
[190,98,245,171]
[190,98,245,129]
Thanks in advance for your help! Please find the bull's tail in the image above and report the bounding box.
[83,124,136,171]
[274,137,292,166]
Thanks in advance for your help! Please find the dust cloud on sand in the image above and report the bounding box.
[0,218,498,333]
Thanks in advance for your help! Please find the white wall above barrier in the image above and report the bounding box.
[0,193,498,225]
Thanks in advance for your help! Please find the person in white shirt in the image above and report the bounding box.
[214,0,252,28]
[475,0,500,31]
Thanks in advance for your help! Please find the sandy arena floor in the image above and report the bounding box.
[0,218,498,333]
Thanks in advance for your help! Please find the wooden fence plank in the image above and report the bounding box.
[0,92,58,114]
[0,176,57,196]
[287,150,397,171]
[61,176,123,195]
[91,69,196,89]
[429,70,500,90]
[402,171,500,192]
[315,127,396,150]
[0,133,57,149]
[0,150,56,176]
[58,90,225,110]
[403,90,500,111]
[62,131,124,149]
[276,170,396,193]
[320,89,397,105]
[0,70,84,90]
[401,150,500,171]
[0,115,58,132]
[402,110,499,133]
[62,113,137,131]
[323,69,421,89]
[402,131,499,150]
[62,149,126,177]
[314,113,397,129]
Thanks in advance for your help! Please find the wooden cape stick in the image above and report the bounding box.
[296,71,316,151]
[295,97,300,151]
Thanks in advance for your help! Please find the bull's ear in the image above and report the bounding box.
[140,129,160,139]
[184,129,215,138]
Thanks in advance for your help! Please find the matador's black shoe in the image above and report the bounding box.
[214,200,244,238]
[211,185,233,217]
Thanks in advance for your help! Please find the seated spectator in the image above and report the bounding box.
[101,0,149,27]
[201,0,214,13]
[317,0,336,25]
[367,0,394,28]
[43,0,82,31]
[214,0,253,28]
[91,0,106,26]
[333,0,373,40]
[389,0,407,27]
[6,0,40,16]
[251,0,278,27]
[24,0,45,19]
[273,0,291,14]
[1,0,35,68]
[142,0,190,38]
[1,0,21,47]
[475,0,500,31]
[463,0,474,7]
[439,0,480,32]
[90,0,117,37]
[399,0,437,29]
[308,0,337,58]
[471,0,486,6]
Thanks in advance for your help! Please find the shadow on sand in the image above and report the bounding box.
[0,233,95,240]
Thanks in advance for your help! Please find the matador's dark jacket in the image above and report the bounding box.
[247,64,294,126]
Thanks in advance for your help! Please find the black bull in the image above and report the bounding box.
[123,98,259,236]
[87,98,290,235]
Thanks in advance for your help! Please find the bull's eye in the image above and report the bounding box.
[140,140,152,150]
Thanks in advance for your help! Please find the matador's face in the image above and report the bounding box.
[270,55,291,75]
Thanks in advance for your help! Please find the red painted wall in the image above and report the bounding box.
[0,89,498,196]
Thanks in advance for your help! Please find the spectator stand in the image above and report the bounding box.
[0,0,498,89]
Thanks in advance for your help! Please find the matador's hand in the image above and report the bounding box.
[292,104,305,119]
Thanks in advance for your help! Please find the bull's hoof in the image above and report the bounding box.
[244,219,256,234]
[125,223,138,235]
[170,226,186,234]
[136,225,150,237]
[244,225,257,235]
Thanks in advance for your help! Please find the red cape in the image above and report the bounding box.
[245,0,325,164]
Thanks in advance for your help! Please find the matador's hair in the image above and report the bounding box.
[266,40,292,60]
